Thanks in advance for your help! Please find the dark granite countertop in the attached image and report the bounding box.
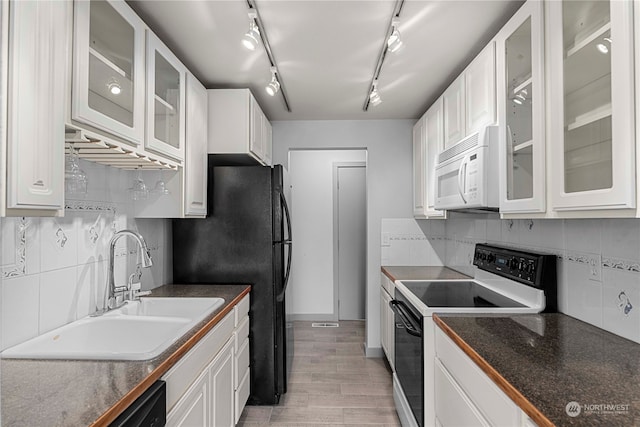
[381,266,470,282]
[1,284,250,427]
[434,313,640,427]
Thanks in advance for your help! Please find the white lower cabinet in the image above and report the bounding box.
[435,328,537,427]
[380,273,394,370]
[209,339,235,427]
[166,368,209,427]
[164,294,250,427]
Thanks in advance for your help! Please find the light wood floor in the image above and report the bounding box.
[237,320,401,426]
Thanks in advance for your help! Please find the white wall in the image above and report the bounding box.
[288,150,366,319]
[0,159,172,350]
[273,120,414,354]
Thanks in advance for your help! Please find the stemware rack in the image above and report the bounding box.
[65,126,179,171]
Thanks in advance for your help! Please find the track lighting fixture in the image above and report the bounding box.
[363,0,405,111]
[242,2,292,112]
[266,67,280,96]
[387,18,403,53]
[369,81,382,106]
[242,11,261,51]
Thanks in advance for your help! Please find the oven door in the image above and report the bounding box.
[390,292,423,427]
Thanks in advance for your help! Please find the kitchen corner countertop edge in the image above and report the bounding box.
[432,314,555,427]
[1,284,251,427]
[433,313,640,427]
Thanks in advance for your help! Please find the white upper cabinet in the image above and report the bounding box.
[497,0,546,213]
[443,43,496,149]
[548,0,635,211]
[425,98,446,217]
[72,0,145,147]
[208,89,272,166]
[3,0,69,214]
[443,76,465,149]
[413,99,446,219]
[145,30,186,161]
[412,116,426,217]
[465,43,497,136]
[184,72,208,217]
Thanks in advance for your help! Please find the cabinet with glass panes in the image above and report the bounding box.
[497,0,545,213]
[548,0,635,211]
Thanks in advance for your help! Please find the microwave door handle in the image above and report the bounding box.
[457,156,468,204]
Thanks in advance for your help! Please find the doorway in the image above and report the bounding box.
[333,162,367,320]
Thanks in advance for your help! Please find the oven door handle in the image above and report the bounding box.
[389,300,422,337]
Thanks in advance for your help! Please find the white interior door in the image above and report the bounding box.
[334,164,366,320]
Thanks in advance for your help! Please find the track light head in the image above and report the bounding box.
[242,12,261,51]
[266,67,280,96]
[369,81,382,107]
[387,18,403,53]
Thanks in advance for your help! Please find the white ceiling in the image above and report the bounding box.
[128,0,524,121]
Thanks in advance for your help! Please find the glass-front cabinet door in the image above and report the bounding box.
[497,0,545,213]
[548,0,635,211]
[145,30,186,161]
[72,0,145,146]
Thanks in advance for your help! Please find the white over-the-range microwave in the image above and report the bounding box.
[434,125,499,211]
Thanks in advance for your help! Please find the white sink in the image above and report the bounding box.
[1,297,225,361]
[109,297,225,322]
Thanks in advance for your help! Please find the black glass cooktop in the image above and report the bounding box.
[402,281,526,308]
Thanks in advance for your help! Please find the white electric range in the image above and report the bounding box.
[390,244,557,427]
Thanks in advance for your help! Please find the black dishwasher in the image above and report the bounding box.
[110,380,166,427]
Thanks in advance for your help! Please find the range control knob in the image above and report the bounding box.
[507,257,518,269]
[527,263,535,274]
[486,253,496,263]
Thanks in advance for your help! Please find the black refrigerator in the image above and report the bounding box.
[172,161,293,405]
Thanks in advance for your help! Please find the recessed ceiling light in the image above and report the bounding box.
[596,37,611,54]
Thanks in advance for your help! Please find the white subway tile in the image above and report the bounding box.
[39,267,80,334]
[602,268,640,344]
[76,260,107,318]
[566,260,602,328]
[601,219,640,263]
[40,217,78,273]
[2,275,40,350]
[564,219,601,255]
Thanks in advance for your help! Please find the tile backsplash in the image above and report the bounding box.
[381,214,640,343]
[0,159,172,350]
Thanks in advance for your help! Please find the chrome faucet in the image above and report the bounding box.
[104,229,153,312]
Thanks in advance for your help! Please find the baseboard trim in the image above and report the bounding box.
[365,345,383,358]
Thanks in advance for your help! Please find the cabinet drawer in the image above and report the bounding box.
[235,337,250,387]
[234,315,250,352]
[435,329,519,426]
[435,359,488,427]
[235,295,250,326]
[235,368,250,424]
[163,311,234,411]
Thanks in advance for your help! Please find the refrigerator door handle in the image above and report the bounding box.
[276,193,292,302]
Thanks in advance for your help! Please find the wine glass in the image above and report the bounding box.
[150,170,170,196]
[129,169,148,201]
[65,147,88,197]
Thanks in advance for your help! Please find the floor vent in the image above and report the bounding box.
[311,322,339,328]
